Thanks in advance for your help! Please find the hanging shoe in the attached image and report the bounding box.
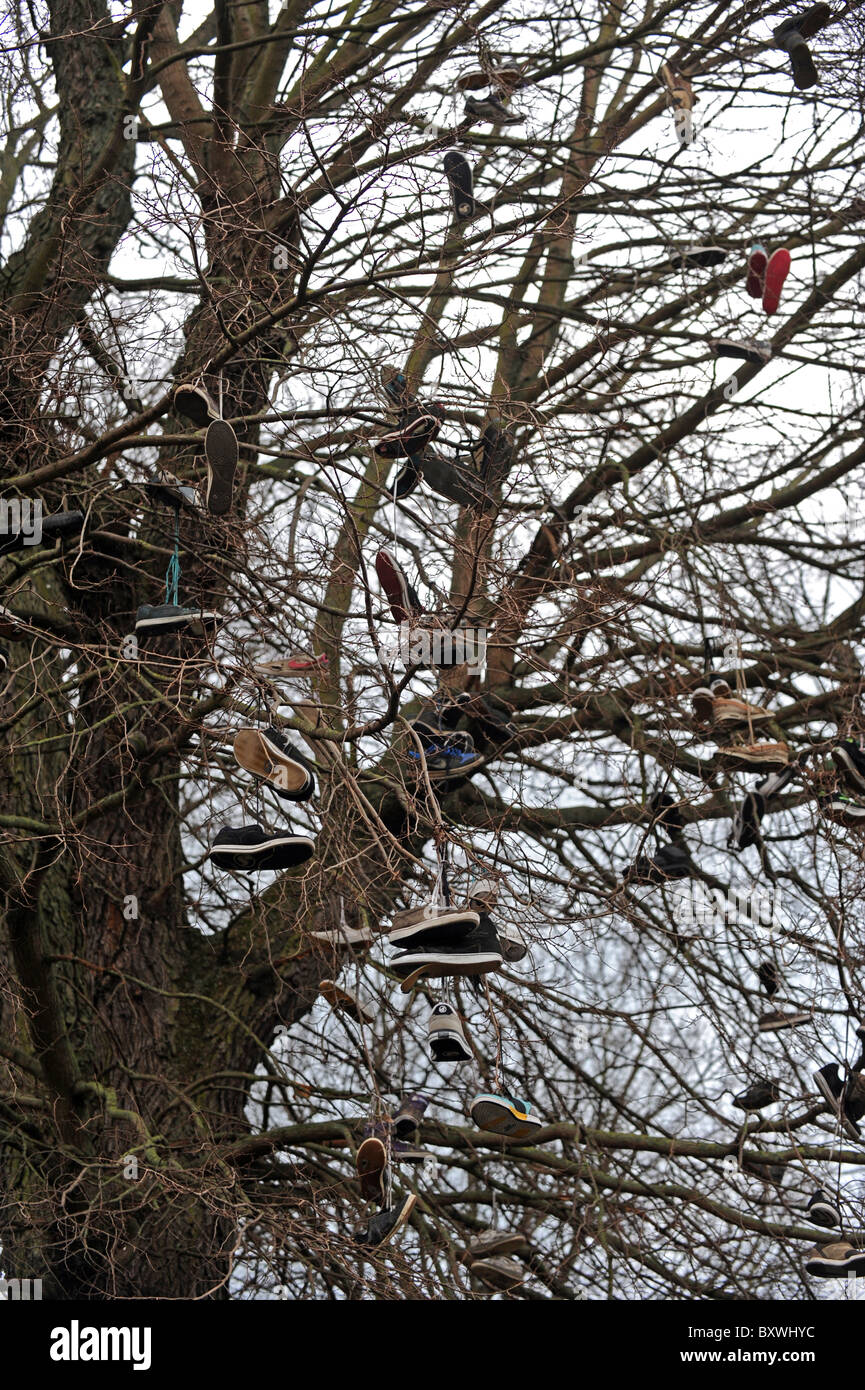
[457,68,522,92]
[380,364,414,411]
[309,920,374,947]
[647,790,685,834]
[375,403,445,459]
[134,603,221,636]
[669,245,727,269]
[757,960,780,997]
[470,1092,543,1140]
[140,471,199,511]
[731,790,766,850]
[443,149,474,220]
[318,978,374,1024]
[463,94,522,125]
[466,1229,530,1260]
[391,454,425,499]
[762,248,791,316]
[812,1062,864,1139]
[709,338,772,365]
[804,1241,865,1278]
[392,914,503,990]
[819,791,865,828]
[428,1002,472,1062]
[758,1008,810,1033]
[173,381,220,426]
[626,842,694,885]
[406,727,486,782]
[357,1135,388,1201]
[496,921,528,963]
[711,696,773,727]
[469,1255,525,1291]
[755,763,798,800]
[692,676,731,724]
[745,243,768,298]
[732,1078,780,1111]
[831,738,865,795]
[716,742,789,770]
[209,823,314,871]
[394,1094,429,1140]
[806,1188,841,1229]
[375,549,425,625]
[232,726,316,802]
[0,509,85,558]
[204,419,238,515]
[471,424,515,490]
[387,904,480,949]
[773,5,831,90]
[353,1192,417,1248]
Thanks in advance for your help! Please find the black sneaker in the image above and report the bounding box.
[407,728,485,781]
[844,1071,865,1139]
[204,420,238,515]
[813,1062,861,1137]
[388,906,480,949]
[380,365,414,411]
[375,404,445,459]
[806,1188,841,1229]
[669,246,727,269]
[647,790,684,834]
[353,1192,417,1248]
[395,1094,429,1139]
[757,960,780,997]
[773,4,831,89]
[391,913,503,981]
[140,471,199,511]
[758,1008,810,1033]
[733,1078,779,1111]
[209,823,315,872]
[134,603,221,636]
[471,424,515,490]
[709,338,771,366]
[731,790,766,850]
[0,509,85,558]
[831,739,865,795]
[414,449,485,508]
[463,94,522,125]
[443,149,474,220]
[391,455,425,499]
[755,763,798,800]
[627,842,694,884]
[819,791,865,828]
[428,1002,472,1061]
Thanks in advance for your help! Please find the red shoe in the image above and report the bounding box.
[746,243,767,298]
[375,549,424,625]
[762,248,791,315]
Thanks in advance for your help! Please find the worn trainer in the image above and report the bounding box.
[204,419,238,515]
[709,338,772,366]
[391,913,503,987]
[470,1092,543,1140]
[733,1078,780,1111]
[395,1094,429,1139]
[232,726,316,802]
[428,1002,472,1062]
[758,1008,810,1033]
[357,1136,388,1202]
[804,1241,865,1278]
[463,94,522,125]
[388,906,480,949]
[375,549,425,625]
[469,1255,525,1291]
[353,1192,417,1248]
[831,739,865,795]
[806,1188,841,1228]
[209,823,315,871]
[135,603,220,636]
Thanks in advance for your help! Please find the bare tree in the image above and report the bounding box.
[1,0,865,1301]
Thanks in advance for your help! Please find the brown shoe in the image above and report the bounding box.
[717,742,790,770]
[659,61,696,110]
[712,697,773,727]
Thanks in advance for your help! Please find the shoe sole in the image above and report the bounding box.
[831,746,865,795]
[233,729,311,794]
[763,248,791,314]
[758,1011,810,1032]
[136,611,219,636]
[808,1203,841,1228]
[814,1068,843,1118]
[397,952,502,994]
[258,730,313,791]
[718,747,789,769]
[204,421,238,515]
[357,1138,387,1201]
[309,928,374,945]
[210,836,314,871]
[471,1098,542,1139]
[790,45,818,90]
[318,979,372,1023]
